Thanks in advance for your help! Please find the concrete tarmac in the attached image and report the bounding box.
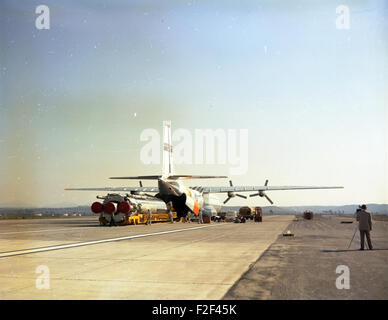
[224,214,388,300]
[0,215,292,299]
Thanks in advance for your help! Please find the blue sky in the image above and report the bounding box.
[0,0,387,207]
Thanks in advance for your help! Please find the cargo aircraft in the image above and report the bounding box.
[66,121,343,219]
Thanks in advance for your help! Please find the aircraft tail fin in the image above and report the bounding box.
[162,120,174,178]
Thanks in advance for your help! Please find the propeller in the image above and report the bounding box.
[250,179,274,205]
[130,180,155,198]
[223,180,247,204]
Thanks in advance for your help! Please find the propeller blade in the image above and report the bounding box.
[265,180,268,186]
[229,180,233,187]
[264,193,274,204]
[223,197,231,204]
[236,194,247,199]
[250,190,273,204]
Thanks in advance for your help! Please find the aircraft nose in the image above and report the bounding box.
[158,179,180,196]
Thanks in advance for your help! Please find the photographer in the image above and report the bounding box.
[356,204,373,250]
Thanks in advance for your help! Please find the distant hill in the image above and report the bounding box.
[0,206,92,216]
[0,202,82,209]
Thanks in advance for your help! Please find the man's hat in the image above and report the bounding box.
[361,204,367,210]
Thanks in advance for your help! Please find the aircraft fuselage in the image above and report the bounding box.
[156,179,221,218]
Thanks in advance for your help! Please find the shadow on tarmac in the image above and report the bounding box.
[321,248,388,253]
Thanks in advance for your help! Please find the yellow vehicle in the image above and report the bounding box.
[239,206,256,220]
[99,211,178,226]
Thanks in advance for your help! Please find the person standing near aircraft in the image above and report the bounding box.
[146,210,152,225]
[198,209,203,224]
[356,204,373,250]
[167,201,174,223]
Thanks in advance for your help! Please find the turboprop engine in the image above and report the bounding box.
[202,205,217,218]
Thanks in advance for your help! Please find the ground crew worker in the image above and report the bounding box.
[167,201,174,223]
[356,204,373,250]
[168,210,174,223]
[146,210,152,225]
[198,210,203,224]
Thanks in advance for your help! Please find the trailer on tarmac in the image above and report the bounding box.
[254,207,263,222]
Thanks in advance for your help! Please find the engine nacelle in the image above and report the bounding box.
[91,202,103,214]
[202,205,217,217]
[118,201,131,214]
[103,202,117,215]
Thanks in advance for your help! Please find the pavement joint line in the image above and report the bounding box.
[0,221,238,235]
[0,226,98,235]
[0,276,235,286]
[0,223,228,259]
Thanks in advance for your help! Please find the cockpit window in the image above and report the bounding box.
[169,182,179,187]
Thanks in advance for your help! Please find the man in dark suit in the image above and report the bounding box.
[356,204,373,250]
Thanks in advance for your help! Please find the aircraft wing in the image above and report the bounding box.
[109,175,227,180]
[167,175,228,180]
[65,186,159,192]
[109,176,162,180]
[195,185,344,193]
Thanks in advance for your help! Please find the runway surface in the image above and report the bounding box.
[224,215,388,300]
[0,215,292,299]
